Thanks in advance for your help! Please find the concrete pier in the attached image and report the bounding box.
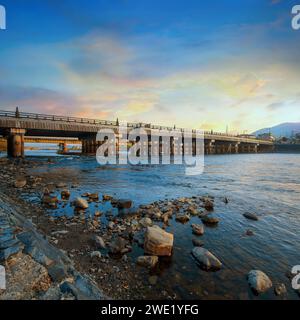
[6,128,25,158]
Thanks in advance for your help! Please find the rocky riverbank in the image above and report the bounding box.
[0,157,298,300]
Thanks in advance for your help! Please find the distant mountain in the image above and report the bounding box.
[253,122,300,138]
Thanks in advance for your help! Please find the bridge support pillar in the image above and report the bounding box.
[58,142,67,153]
[7,128,26,158]
[233,143,240,154]
[205,140,215,154]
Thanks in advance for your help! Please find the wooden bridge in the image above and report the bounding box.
[0,109,274,157]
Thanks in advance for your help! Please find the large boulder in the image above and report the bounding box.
[144,226,174,256]
[247,270,272,294]
[74,197,89,209]
[191,247,222,271]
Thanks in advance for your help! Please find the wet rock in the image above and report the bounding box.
[187,206,199,216]
[93,235,106,249]
[90,251,102,259]
[144,226,174,257]
[94,211,102,217]
[116,199,132,209]
[74,197,89,210]
[175,214,190,223]
[204,199,214,211]
[139,217,153,228]
[81,192,91,197]
[245,229,254,236]
[243,212,259,221]
[151,211,162,220]
[103,195,113,201]
[61,190,71,199]
[136,255,158,268]
[191,247,222,271]
[191,224,204,236]
[247,270,272,294]
[14,178,27,188]
[201,216,220,225]
[223,197,229,204]
[192,238,204,247]
[89,193,99,201]
[274,283,287,296]
[161,213,170,224]
[42,195,58,208]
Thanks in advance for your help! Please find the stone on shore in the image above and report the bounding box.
[90,251,102,259]
[116,199,132,209]
[136,255,158,268]
[108,236,127,254]
[93,235,106,249]
[247,270,272,294]
[191,247,222,271]
[243,212,259,221]
[191,224,204,236]
[14,178,27,189]
[144,226,174,256]
[74,197,89,210]
[274,283,287,296]
[139,217,153,228]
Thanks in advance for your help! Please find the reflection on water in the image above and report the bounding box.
[24,151,300,299]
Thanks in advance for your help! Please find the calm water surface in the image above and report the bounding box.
[25,151,300,299]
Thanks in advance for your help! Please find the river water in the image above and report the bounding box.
[19,148,300,299]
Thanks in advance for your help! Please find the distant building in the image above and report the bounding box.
[257,133,276,142]
[237,134,256,139]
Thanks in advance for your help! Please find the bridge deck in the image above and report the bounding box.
[0,110,273,145]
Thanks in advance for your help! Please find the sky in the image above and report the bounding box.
[0,0,299,133]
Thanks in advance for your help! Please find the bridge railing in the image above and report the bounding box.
[0,109,266,141]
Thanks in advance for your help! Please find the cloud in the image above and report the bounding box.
[1,11,300,133]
